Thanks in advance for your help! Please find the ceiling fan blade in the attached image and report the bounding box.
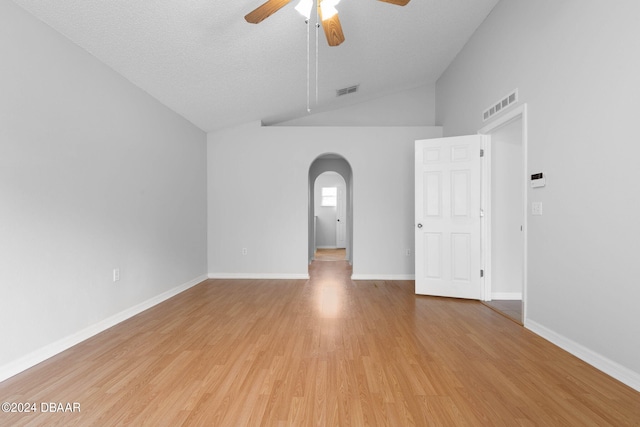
[321,14,345,46]
[377,0,411,5]
[318,3,345,46]
[245,0,292,24]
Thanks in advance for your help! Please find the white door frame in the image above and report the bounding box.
[478,104,528,322]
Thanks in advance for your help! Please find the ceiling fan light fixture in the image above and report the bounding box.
[295,0,313,20]
[320,0,340,20]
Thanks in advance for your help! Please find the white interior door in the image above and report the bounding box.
[336,187,346,248]
[415,135,484,299]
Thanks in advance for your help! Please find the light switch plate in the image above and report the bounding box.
[532,202,543,216]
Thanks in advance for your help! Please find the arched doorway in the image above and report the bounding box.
[308,154,353,267]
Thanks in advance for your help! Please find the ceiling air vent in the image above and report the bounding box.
[336,85,359,97]
[483,89,518,121]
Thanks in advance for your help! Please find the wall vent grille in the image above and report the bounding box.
[336,85,359,97]
[483,89,518,121]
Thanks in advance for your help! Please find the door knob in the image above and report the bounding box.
[417,223,423,228]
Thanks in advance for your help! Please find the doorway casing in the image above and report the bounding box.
[479,104,528,323]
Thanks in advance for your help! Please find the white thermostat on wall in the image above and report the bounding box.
[531,172,546,188]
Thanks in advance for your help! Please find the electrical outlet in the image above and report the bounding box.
[241,248,248,255]
[113,268,120,282]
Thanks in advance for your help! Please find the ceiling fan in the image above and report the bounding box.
[244,0,411,47]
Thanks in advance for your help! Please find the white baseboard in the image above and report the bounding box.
[0,274,208,383]
[490,292,522,300]
[351,274,415,281]
[208,273,309,280]
[526,319,640,392]
[316,246,339,249]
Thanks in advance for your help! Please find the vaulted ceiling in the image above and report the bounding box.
[11,0,499,131]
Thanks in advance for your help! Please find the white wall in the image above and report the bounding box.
[275,84,436,127]
[436,0,640,387]
[314,172,345,248]
[208,123,442,279]
[0,0,207,378]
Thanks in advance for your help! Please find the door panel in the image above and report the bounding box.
[415,135,484,299]
[424,171,441,216]
[424,233,442,278]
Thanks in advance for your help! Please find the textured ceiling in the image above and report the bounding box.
[11,0,499,132]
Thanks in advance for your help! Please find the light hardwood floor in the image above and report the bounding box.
[314,248,347,262]
[482,300,523,325]
[1,260,639,426]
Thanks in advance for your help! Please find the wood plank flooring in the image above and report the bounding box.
[482,300,523,325]
[314,248,346,262]
[1,260,639,426]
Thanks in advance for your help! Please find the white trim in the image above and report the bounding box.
[490,292,522,300]
[316,246,339,249]
[351,274,415,281]
[526,320,640,392]
[208,273,309,280]
[478,104,528,321]
[480,134,491,301]
[0,274,208,383]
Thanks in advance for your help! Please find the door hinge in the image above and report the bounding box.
[480,149,485,157]
[480,269,484,278]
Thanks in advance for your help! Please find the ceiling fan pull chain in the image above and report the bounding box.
[315,20,319,107]
[306,18,310,113]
